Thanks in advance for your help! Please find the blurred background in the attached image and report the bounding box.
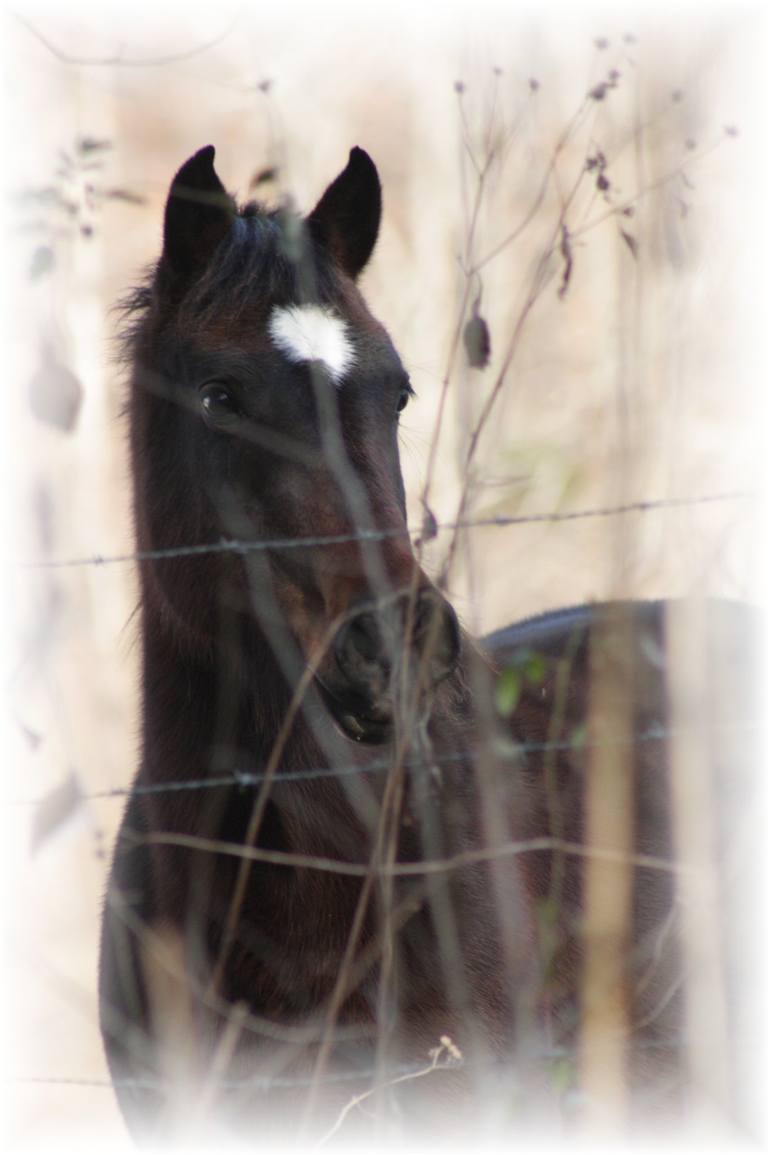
[3,1,766,1147]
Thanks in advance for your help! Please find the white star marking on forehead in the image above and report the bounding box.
[268,305,355,384]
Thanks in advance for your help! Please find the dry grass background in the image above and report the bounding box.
[4,2,766,1148]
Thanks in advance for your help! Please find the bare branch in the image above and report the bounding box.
[15,13,240,68]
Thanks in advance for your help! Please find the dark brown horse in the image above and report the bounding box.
[99,145,758,1146]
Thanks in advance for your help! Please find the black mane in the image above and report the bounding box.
[118,201,344,363]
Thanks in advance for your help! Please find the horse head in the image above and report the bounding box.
[128,145,460,745]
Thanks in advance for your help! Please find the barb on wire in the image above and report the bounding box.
[8,718,761,809]
[18,491,753,571]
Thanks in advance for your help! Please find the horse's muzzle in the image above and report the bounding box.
[325,588,461,742]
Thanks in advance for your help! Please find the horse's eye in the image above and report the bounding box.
[200,384,239,426]
[396,388,411,415]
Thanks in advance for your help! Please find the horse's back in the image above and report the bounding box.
[479,597,761,1123]
[481,597,757,666]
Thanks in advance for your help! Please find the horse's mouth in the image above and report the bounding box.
[315,679,393,745]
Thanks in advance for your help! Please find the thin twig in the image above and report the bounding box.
[15,13,240,68]
[133,830,686,880]
[314,1037,461,1148]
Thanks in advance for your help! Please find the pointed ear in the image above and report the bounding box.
[162,146,235,281]
[307,147,381,279]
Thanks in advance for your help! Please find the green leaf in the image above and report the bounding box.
[570,723,588,749]
[549,1057,575,1095]
[537,895,559,927]
[495,667,521,716]
[522,651,547,685]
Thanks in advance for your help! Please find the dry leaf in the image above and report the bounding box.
[31,771,82,854]
[249,167,278,190]
[28,347,83,432]
[463,303,491,369]
[557,224,574,299]
[419,502,439,543]
[620,229,638,260]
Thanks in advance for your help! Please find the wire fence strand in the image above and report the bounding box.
[10,1058,461,1092]
[9,718,761,809]
[18,491,753,571]
[10,1028,686,1095]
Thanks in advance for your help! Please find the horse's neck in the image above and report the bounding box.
[138,603,297,785]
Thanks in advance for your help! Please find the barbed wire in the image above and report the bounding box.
[11,1032,683,1093]
[9,718,762,810]
[19,491,752,571]
[10,1058,460,1092]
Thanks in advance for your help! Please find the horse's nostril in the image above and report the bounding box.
[412,590,460,680]
[334,591,460,699]
[348,614,382,662]
[335,611,389,692]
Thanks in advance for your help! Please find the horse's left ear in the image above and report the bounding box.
[307,147,382,279]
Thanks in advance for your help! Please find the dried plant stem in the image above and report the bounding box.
[302,644,449,1128]
[418,155,490,520]
[371,739,408,1113]
[452,93,608,548]
[665,598,730,1123]
[441,152,589,585]
[16,12,240,67]
[572,137,728,241]
[473,97,591,273]
[206,616,342,999]
[579,603,635,1135]
[191,1000,249,1125]
[314,1038,457,1148]
[541,627,584,921]
[578,122,640,1129]
[300,728,411,1133]
[136,828,681,880]
[421,93,591,531]
[139,924,198,1130]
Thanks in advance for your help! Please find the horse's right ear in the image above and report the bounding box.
[161,146,235,282]
[307,147,382,279]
